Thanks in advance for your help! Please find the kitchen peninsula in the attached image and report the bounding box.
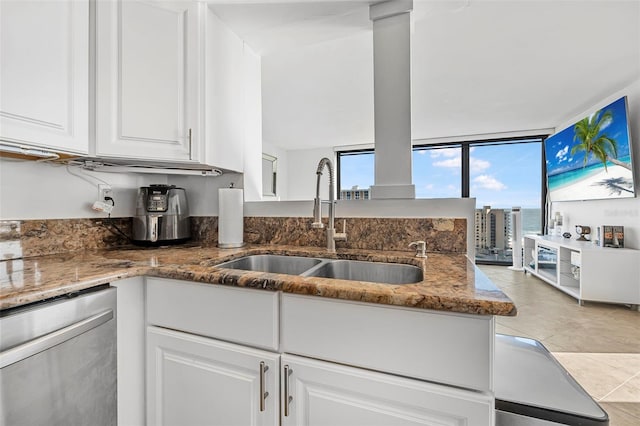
[1,241,515,425]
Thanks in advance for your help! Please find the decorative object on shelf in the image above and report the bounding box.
[603,225,625,248]
[594,226,601,246]
[553,212,564,236]
[614,226,625,248]
[571,265,581,280]
[575,225,591,241]
[562,232,571,239]
[603,226,613,247]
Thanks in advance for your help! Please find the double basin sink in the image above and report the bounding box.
[215,254,423,285]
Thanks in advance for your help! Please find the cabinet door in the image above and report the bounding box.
[203,10,245,172]
[147,326,279,426]
[96,0,198,161]
[281,354,494,426]
[0,0,89,154]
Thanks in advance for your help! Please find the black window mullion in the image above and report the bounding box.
[336,151,342,200]
[541,138,548,234]
[461,144,470,198]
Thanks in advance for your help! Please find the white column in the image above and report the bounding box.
[369,0,415,199]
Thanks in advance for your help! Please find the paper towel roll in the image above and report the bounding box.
[218,188,244,248]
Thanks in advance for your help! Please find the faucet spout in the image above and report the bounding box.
[312,157,345,252]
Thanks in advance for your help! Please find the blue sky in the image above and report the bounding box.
[545,96,631,176]
[340,141,543,208]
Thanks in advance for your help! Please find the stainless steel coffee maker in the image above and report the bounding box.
[132,184,191,245]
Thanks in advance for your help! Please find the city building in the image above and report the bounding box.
[340,185,370,200]
[475,206,511,251]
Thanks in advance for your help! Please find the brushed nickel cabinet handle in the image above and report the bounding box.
[284,364,293,417]
[259,361,269,412]
[188,128,192,160]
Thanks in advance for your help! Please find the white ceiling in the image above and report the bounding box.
[209,0,640,151]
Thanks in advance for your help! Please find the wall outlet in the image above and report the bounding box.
[98,184,113,201]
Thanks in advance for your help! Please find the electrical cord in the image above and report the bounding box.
[65,163,111,187]
[101,197,133,243]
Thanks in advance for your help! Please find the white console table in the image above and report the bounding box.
[523,235,640,307]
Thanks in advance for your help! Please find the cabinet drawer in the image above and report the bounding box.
[146,278,279,351]
[282,294,494,392]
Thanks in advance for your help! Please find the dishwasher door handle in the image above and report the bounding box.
[0,309,114,368]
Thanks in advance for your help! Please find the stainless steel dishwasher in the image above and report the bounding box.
[0,285,117,425]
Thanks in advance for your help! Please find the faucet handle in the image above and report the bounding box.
[409,241,427,258]
[334,219,347,242]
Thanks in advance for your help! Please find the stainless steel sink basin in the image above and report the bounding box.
[216,254,322,275]
[303,260,423,284]
[216,254,423,285]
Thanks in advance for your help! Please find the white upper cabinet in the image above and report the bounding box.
[0,0,89,154]
[1,0,261,168]
[202,10,252,173]
[95,0,200,161]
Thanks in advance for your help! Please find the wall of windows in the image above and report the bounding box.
[337,137,546,264]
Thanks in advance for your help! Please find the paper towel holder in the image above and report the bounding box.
[218,184,245,249]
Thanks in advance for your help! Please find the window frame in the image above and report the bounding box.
[337,136,547,229]
[337,136,549,265]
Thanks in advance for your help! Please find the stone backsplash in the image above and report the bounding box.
[0,218,131,260]
[191,216,466,253]
[240,217,466,253]
[1,216,466,260]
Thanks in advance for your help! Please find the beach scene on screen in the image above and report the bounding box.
[545,96,636,202]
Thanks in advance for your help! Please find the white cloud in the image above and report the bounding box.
[429,148,459,159]
[470,157,490,173]
[473,175,507,190]
[424,183,434,190]
[433,158,460,168]
[556,145,569,162]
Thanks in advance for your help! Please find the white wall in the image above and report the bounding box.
[0,159,164,220]
[550,80,640,249]
[261,31,374,150]
[168,172,241,217]
[282,147,335,201]
[0,159,242,220]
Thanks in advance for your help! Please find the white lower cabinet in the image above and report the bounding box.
[147,326,279,426]
[143,279,496,426]
[281,354,494,426]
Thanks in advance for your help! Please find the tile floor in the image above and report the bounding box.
[479,264,640,426]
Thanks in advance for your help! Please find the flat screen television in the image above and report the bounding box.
[544,96,636,202]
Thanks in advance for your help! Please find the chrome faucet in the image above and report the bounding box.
[312,157,347,252]
[409,241,427,258]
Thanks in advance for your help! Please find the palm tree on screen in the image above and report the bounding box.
[571,109,632,171]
